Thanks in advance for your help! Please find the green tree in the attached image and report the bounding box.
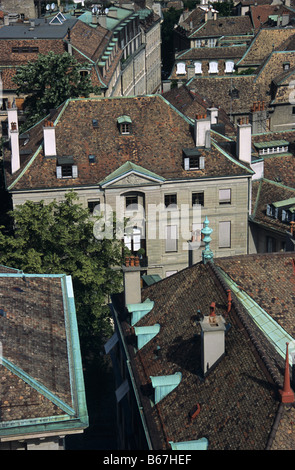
[12,51,100,131]
[0,191,124,353]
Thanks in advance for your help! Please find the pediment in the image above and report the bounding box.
[100,162,165,188]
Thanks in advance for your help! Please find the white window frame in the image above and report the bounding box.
[176,62,186,75]
[225,60,235,73]
[209,61,218,74]
[194,61,202,74]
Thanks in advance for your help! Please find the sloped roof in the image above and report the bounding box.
[0,270,88,439]
[4,96,252,192]
[251,178,295,234]
[189,16,253,39]
[111,251,295,450]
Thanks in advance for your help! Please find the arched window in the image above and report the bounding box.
[194,62,202,74]
[225,61,234,73]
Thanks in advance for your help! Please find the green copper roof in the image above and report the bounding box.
[272,197,295,208]
[169,438,209,450]
[150,373,182,404]
[254,140,289,149]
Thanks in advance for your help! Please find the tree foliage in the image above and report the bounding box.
[0,191,124,352]
[13,51,100,131]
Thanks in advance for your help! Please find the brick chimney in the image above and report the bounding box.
[236,117,252,164]
[194,114,211,148]
[200,302,226,376]
[10,122,20,174]
[43,120,57,157]
[250,101,267,134]
[123,256,141,306]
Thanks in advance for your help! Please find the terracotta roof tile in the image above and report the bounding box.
[112,253,295,449]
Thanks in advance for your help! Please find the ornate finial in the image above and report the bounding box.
[201,217,213,264]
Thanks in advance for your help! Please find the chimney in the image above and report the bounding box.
[98,13,107,28]
[250,101,267,134]
[43,120,57,157]
[7,100,18,139]
[200,302,226,376]
[123,256,141,306]
[279,342,295,403]
[10,122,20,174]
[208,107,218,125]
[236,117,252,164]
[194,114,211,147]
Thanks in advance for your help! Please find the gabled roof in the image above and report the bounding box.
[189,16,253,39]
[111,252,295,449]
[0,269,88,439]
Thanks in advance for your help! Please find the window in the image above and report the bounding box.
[192,192,204,206]
[165,225,178,252]
[126,195,138,210]
[117,115,132,135]
[176,62,186,75]
[195,40,201,48]
[209,61,218,74]
[121,123,130,134]
[88,200,100,214]
[164,194,177,208]
[183,150,205,170]
[124,227,141,253]
[225,60,234,73]
[219,221,231,248]
[219,188,231,205]
[56,157,78,179]
[194,61,202,74]
[208,38,216,48]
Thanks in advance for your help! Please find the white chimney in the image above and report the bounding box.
[236,117,252,164]
[194,114,211,147]
[43,120,57,157]
[208,107,218,125]
[123,256,141,306]
[200,303,226,376]
[7,101,18,139]
[10,122,20,174]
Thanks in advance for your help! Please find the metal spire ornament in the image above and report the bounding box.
[201,217,213,264]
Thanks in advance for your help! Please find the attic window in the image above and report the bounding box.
[56,156,78,179]
[254,140,289,155]
[88,154,96,163]
[283,62,290,71]
[176,62,186,75]
[183,149,204,170]
[117,115,132,135]
[229,87,239,99]
[92,119,99,128]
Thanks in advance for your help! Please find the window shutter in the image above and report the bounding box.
[72,165,78,178]
[165,225,178,252]
[184,157,190,170]
[56,166,62,178]
[199,156,205,169]
[219,189,231,203]
[219,221,231,248]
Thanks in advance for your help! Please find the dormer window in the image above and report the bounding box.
[254,140,289,156]
[176,62,186,75]
[56,156,78,179]
[117,115,132,135]
[283,61,290,71]
[183,149,205,170]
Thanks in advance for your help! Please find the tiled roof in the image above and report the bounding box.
[251,178,295,234]
[249,5,294,31]
[176,45,247,61]
[189,16,253,39]
[112,252,295,449]
[4,96,252,192]
[162,85,236,135]
[188,75,266,115]
[0,271,88,437]
[237,28,295,67]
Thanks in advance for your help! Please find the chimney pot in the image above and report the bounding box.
[279,342,295,403]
